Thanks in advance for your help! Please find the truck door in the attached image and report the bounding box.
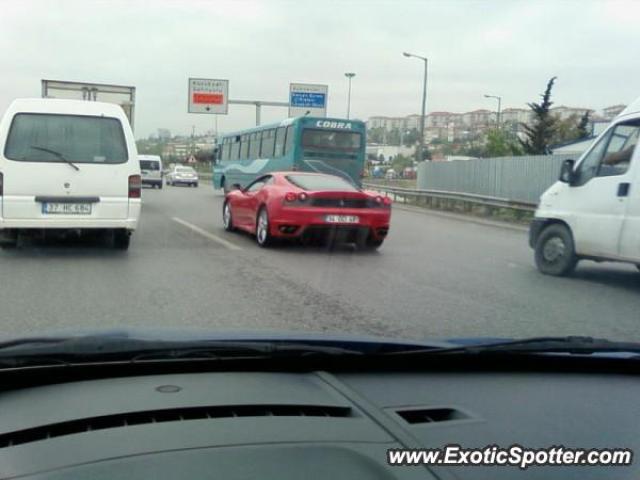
[568,121,639,258]
[618,121,640,260]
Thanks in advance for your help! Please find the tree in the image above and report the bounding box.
[552,114,580,145]
[520,76,558,154]
[577,111,591,139]
[485,129,524,157]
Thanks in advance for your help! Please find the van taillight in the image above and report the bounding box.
[128,175,141,198]
[0,172,3,196]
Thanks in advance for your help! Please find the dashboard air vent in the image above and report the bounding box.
[0,404,352,448]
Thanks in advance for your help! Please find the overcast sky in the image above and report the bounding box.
[1,0,639,138]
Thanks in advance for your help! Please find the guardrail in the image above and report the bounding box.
[362,183,537,220]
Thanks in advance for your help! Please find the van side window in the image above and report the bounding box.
[574,121,640,185]
[598,123,639,177]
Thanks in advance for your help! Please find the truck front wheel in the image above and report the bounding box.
[534,224,578,276]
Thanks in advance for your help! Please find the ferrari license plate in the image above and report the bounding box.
[325,215,359,224]
[43,203,92,215]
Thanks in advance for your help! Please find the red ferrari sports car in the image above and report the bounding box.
[222,172,392,248]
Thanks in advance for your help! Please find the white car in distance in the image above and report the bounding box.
[166,166,199,187]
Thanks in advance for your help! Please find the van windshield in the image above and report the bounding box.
[4,113,128,164]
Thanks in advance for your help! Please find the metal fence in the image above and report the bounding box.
[417,154,575,203]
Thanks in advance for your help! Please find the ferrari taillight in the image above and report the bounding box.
[284,192,297,202]
[298,192,308,202]
[373,195,392,207]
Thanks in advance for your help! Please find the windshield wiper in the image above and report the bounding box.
[0,336,364,367]
[29,146,80,171]
[386,336,640,357]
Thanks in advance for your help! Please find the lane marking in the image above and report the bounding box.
[172,217,242,251]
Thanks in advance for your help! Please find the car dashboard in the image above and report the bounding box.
[0,368,637,480]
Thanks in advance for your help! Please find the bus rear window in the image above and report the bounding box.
[4,113,128,164]
[302,129,361,151]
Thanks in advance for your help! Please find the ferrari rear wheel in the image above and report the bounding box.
[356,230,383,250]
[364,238,384,250]
[223,201,235,232]
[256,207,273,248]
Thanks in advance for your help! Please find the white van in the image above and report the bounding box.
[0,98,142,249]
[530,98,640,275]
[139,154,163,189]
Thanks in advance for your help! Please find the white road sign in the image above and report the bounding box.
[289,83,328,117]
[188,78,229,114]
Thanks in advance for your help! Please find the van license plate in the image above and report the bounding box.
[43,203,92,215]
[325,215,359,224]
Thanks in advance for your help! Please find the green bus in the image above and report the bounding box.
[213,116,366,191]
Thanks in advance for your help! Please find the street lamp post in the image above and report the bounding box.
[484,94,502,128]
[403,52,428,162]
[344,73,356,119]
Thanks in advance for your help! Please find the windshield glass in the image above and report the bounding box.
[5,113,128,163]
[0,1,638,374]
[2,3,640,475]
[302,129,361,151]
[287,174,358,191]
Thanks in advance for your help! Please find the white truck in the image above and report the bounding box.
[41,79,136,131]
[530,97,640,275]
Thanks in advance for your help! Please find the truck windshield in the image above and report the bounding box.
[4,113,128,164]
[302,129,361,151]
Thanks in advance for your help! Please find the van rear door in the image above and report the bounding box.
[2,113,133,220]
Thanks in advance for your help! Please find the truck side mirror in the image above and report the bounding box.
[559,159,576,185]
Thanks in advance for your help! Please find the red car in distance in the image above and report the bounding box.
[222,172,392,249]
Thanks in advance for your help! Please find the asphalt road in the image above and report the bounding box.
[1,183,639,342]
